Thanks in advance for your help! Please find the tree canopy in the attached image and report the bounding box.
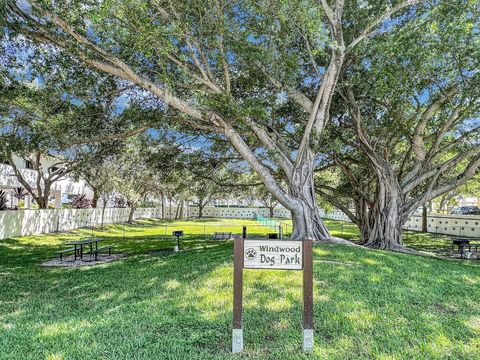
[0,0,478,247]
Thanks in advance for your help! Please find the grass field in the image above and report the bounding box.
[281,219,471,255]
[1,218,479,359]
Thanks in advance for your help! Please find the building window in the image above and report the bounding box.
[25,160,34,169]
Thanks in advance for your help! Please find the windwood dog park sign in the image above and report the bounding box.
[243,240,303,269]
[232,237,314,353]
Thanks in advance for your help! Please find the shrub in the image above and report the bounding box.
[113,195,128,208]
[71,194,92,209]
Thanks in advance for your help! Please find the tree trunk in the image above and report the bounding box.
[356,198,370,243]
[175,202,181,220]
[438,193,453,214]
[363,176,404,249]
[180,201,185,219]
[36,191,50,209]
[91,190,99,209]
[198,202,205,218]
[178,200,184,219]
[288,155,330,241]
[36,196,47,209]
[269,206,274,218]
[101,199,107,229]
[160,192,165,220]
[421,205,428,233]
[182,201,188,218]
[128,205,136,224]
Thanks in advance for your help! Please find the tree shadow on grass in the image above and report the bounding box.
[1,242,480,359]
[1,244,238,359]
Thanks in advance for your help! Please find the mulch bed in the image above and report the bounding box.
[42,253,125,268]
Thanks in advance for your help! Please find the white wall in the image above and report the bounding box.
[321,209,480,237]
[404,213,480,237]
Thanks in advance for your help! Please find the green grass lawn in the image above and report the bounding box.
[1,218,479,359]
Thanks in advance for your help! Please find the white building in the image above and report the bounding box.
[0,155,93,209]
[458,196,479,207]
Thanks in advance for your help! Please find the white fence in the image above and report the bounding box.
[187,206,291,219]
[2,204,477,240]
[0,207,162,240]
[321,209,480,238]
[0,206,288,240]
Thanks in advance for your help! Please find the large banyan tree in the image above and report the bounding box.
[316,2,480,249]
[1,0,464,242]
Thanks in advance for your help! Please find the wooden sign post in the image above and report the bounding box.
[232,237,314,353]
[302,238,314,351]
[232,237,244,352]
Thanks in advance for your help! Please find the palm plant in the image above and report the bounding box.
[0,190,8,210]
[13,187,26,200]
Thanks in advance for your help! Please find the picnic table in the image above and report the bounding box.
[451,237,480,259]
[66,238,103,261]
[57,238,113,261]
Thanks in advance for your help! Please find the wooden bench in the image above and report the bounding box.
[91,246,114,261]
[213,232,232,240]
[56,248,76,261]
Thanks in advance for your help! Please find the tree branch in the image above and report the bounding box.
[67,126,151,146]
[257,62,314,113]
[315,187,360,226]
[213,114,299,210]
[400,85,459,186]
[22,8,208,123]
[319,0,336,27]
[347,0,424,52]
[403,154,480,217]
[402,146,480,194]
[244,118,294,179]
